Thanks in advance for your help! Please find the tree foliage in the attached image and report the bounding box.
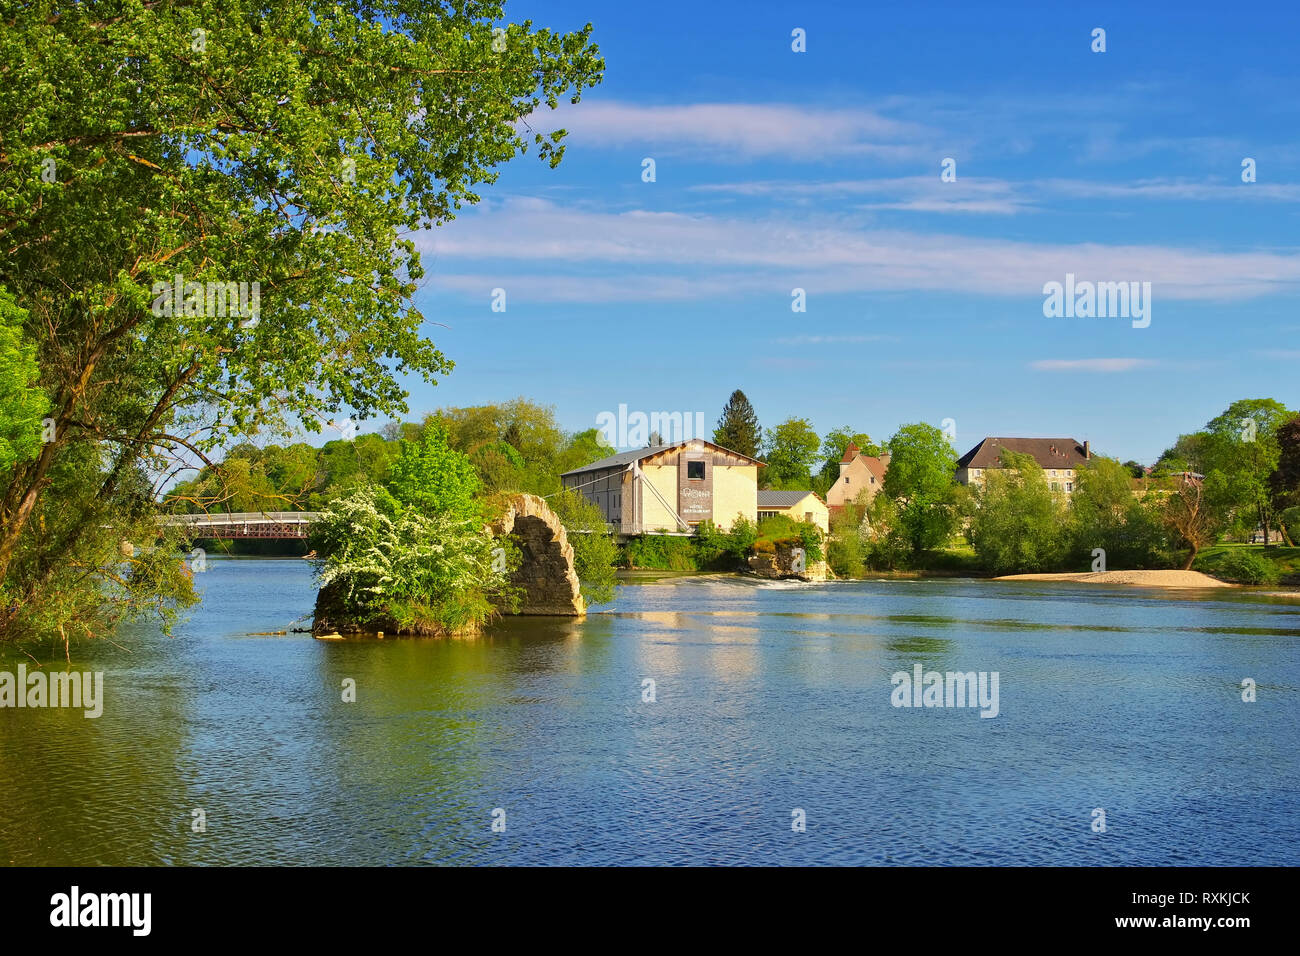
[547,488,618,605]
[762,417,821,489]
[712,389,762,458]
[0,287,47,471]
[882,423,958,554]
[0,2,603,642]
[386,421,480,519]
[967,451,1066,573]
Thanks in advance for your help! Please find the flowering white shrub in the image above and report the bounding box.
[311,485,514,633]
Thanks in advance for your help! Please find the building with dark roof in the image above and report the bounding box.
[955,437,1092,494]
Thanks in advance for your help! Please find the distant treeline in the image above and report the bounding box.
[165,398,615,514]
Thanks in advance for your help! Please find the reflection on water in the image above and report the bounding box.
[1,560,1298,865]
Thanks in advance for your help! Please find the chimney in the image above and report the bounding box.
[1084,440,1090,459]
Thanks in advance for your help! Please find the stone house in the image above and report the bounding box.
[826,442,890,512]
[955,437,1091,494]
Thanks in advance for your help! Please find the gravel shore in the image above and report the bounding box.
[993,570,1233,588]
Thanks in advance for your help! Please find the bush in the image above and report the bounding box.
[621,534,698,570]
[311,485,513,634]
[547,489,619,605]
[756,514,823,563]
[1196,549,1281,586]
[692,519,755,570]
[828,503,865,577]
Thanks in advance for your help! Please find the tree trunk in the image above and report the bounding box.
[1181,545,1197,571]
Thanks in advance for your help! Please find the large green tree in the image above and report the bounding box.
[968,451,1065,573]
[712,389,762,458]
[762,417,821,489]
[386,422,480,519]
[1202,399,1293,543]
[0,2,602,642]
[882,423,958,555]
[1068,456,1167,569]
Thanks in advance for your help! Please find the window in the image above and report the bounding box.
[869,476,875,484]
[1050,482,1059,491]
[1065,482,1073,492]
[804,512,813,523]
[844,476,850,484]
[1051,470,1057,477]
[687,460,705,480]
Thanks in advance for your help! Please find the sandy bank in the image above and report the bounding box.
[993,570,1232,589]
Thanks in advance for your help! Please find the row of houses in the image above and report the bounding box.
[560,434,1100,535]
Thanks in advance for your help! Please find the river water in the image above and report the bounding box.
[2,558,1297,866]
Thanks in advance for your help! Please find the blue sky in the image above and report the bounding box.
[396,0,1300,465]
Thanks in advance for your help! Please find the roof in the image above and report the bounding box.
[957,437,1089,470]
[560,438,765,478]
[757,489,822,509]
[841,444,889,482]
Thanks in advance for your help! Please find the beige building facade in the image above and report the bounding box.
[826,443,890,510]
[561,439,763,533]
[955,437,1091,494]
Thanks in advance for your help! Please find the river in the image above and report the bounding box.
[2,558,1297,865]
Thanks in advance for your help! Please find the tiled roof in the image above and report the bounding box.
[957,437,1088,470]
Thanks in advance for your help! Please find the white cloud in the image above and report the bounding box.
[419,198,1300,303]
[534,101,936,160]
[1029,358,1157,372]
[774,334,899,345]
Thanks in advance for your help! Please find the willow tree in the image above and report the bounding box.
[0,1,603,642]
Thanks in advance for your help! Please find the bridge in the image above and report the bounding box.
[164,512,320,539]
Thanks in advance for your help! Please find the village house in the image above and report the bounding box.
[757,490,829,534]
[560,438,763,533]
[955,437,1091,493]
[826,442,890,513]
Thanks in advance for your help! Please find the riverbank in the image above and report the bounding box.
[994,570,1232,588]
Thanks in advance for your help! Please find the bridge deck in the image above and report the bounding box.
[165,512,320,539]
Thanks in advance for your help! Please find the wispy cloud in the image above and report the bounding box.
[536,101,936,160]
[773,334,899,345]
[1030,358,1157,372]
[421,197,1300,302]
[689,175,1300,213]
[693,176,1030,214]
